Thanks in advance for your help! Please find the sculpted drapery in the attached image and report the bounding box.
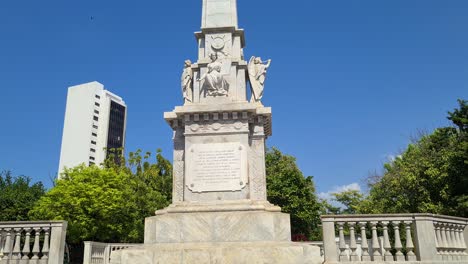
[198,53,229,97]
[248,56,271,102]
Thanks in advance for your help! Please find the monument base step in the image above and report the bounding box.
[110,241,322,264]
[145,210,291,244]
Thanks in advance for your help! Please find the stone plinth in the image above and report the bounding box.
[145,209,290,244]
[111,241,322,264]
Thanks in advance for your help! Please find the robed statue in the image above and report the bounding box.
[248,56,271,102]
[197,53,229,97]
[181,60,193,103]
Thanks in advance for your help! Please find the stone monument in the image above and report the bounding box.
[111,0,321,263]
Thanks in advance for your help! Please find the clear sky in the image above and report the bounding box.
[0,0,466,197]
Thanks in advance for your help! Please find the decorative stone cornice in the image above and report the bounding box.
[164,104,272,137]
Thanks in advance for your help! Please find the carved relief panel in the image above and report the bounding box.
[205,33,232,61]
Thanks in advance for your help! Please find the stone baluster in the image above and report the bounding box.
[392,221,405,261]
[445,224,454,260]
[337,222,348,261]
[436,221,448,261]
[40,227,50,263]
[348,222,359,261]
[0,229,3,259]
[11,228,22,261]
[452,224,459,260]
[456,224,465,260]
[1,228,12,263]
[404,221,416,261]
[459,224,467,260]
[458,224,467,260]
[381,221,393,261]
[434,222,442,255]
[452,225,461,260]
[370,221,382,261]
[359,222,371,261]
[30,227,41,263]
[21,228,32,261]
[440,223,449,260]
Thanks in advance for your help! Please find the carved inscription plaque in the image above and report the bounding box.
[186,143,247,193]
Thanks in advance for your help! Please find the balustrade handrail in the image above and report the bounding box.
[322,213,468,224]
[0,221,66,228]
[0,220,67,264]
[321,213,468,263]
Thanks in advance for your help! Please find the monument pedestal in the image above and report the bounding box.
[106,202,321,263]
[145,201,288,244]
[111,202,322,264]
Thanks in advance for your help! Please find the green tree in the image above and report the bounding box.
[29,150,172,244]
[331,189,364,215]
[0,171,45,221]
[265,148,323,240]
[361,99,468,217]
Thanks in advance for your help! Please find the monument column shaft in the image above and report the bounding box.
[202,0,238,29]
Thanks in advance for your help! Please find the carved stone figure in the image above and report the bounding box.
[197,53,229,97]
[181,60,193,103]
[248,56,271,102]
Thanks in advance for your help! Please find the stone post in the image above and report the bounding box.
[413,215,438,261]
[463,225,468,261]
[321,217,338,263]
[83,242,93,264]
[464,225,468,251]
[104,244,111,264]
[48,221,68,264]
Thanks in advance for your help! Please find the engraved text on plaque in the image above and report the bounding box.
[186,143,247,193]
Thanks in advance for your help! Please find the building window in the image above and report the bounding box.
[90,148,96,153]
[95,95,100,99]
[93,125,98,129]
[106,101,126,165]
[95,102,100,107]
[94,110,99,114]
[89,156,95,161]
[92,132,97,137]
[93,116,99,121]
[91,140,96,145]
[89,161,95,166]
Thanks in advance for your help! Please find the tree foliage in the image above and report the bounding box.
[360,99,468,217]
[265,148,323,240]
[331,190,364,215]
[29,150,172,243]
[0,171,45,221]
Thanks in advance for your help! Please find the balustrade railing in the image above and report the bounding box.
[83,242,141,264]
[321,214,468,263]
[0,221,67,264]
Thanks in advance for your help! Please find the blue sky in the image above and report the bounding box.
[0,0,466,197]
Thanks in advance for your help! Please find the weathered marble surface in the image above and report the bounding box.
[248,56,271,103]
[145,210,290,244]
[202,0,238,29]
[164,104,271,203]
[110,241,322,264]
[112,0,323,262]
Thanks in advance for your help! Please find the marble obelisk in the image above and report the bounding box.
[111,1,321,263]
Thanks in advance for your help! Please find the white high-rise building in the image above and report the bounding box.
[58,81,127,176]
